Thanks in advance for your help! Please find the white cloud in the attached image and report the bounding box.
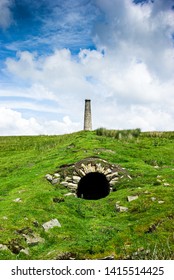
[94,0,174,80]
[1,0,174,134]
[0,107,80,135]
[0,0,13,29]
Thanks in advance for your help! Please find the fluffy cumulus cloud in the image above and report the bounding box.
[1,0,174,134]
[0,107,80,135]
[0,0,13,28]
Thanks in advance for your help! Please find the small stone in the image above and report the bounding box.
[52,178,60,185]
[64,193,76,197]
[13,198,22,203]
[78,169,86,177]
[67,183,77,189]
[0,244,8,251]
[23,233,44,246]
[127,195,138,202]
[20,248,30,255]
[137,247,144,252]
[106,172,118,181]
[2,216,8,220]
[158,200,164,204]
[42,219,61,232]
[45,174,53,182]
[163,183,170,186]
[116,204,128,212]
[54,173,60,178]
[72,176,81,183]
[103,168,112,175]
[110,178,118,186]
[151,197,156,201]
[65,176,72,182]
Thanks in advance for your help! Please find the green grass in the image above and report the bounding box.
[0,130,174,259]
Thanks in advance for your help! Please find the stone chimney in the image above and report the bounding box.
[84,99,92,131]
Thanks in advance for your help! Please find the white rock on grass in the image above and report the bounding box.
[127,195,138,202]
[163,183,170,186]
[115,204,128,212]
[2,216,8,220]
[13,198,22,203]
[45,174,53,182]
[158,201,164,204]
[23,234,44,246]
[42,219,61,232]
[20,248,30,255]
[0,244,8,251]
[64,193,76,197]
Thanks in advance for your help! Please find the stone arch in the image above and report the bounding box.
[45,157,130,195]
[77,172,110,200]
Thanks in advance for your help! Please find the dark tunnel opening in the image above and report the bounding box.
[77,172,110,200]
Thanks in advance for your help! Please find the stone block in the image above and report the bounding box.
[115,204,128,212]
[52,178,60,185]
[42,219,61,232]
[127,195,138,202]
[54,173,60,178]
[45,174,53,182]
[72,176,81,183]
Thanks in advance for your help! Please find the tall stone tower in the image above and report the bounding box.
[84,99,92,131]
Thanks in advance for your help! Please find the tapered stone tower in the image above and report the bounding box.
[84,99,92,131]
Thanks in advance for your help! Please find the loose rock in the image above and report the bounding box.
[45,174,53,182]
[64,193,76,197]
[42,219,61,232]
[127,195,138,202]
[20,248,30,255]
[23,233,44,246]
[116,204,128,212]
[54,173,60,178]
[158,200,164,204]
[0,244,8,251]
[52,178,60,185]
[13,198,22,203]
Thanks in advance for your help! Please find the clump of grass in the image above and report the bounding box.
[96,128,141,139]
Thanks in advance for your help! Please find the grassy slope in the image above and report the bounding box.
[0,131,174,260]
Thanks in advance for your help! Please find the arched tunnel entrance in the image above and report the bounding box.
[77,172,110,200]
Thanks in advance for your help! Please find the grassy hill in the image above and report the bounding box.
[0,130,174,260]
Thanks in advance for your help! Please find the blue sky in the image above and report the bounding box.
[0,0,174,135]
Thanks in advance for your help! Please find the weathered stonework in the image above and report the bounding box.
[84,99,92,131]
[45,157,131,195]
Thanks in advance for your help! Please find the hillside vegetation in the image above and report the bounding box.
[0,130,174,260]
